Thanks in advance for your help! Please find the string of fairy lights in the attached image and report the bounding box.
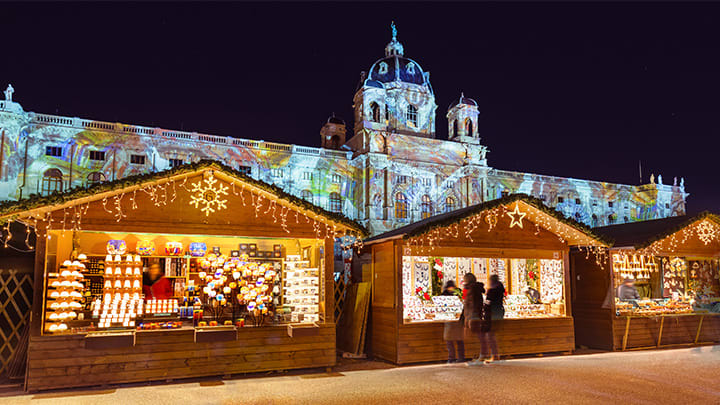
[0,169,365,254]
[406,201,610,264]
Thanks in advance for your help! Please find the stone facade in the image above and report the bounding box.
[0,28,687,236]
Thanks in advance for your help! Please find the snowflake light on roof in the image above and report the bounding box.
[696,220,718,245]
[189,172,228,216]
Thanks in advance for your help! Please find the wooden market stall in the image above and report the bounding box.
[363,194,609,364]
[0,160,365,391]
[573,212,720,351]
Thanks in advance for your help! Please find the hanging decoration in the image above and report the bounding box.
[506,202,526,229]
[696,220,719,245]
[189,171,229,216]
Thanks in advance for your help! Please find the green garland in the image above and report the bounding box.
[401,193,612,246]
[0,159,368,236]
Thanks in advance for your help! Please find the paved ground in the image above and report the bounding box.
[3,346,720,404]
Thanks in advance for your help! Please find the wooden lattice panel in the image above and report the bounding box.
[0,269,33,376]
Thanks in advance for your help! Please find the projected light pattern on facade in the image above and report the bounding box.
[0,24,687,236]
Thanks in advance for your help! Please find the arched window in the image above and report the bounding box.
[623,216,629,223]
[591,214,598,227]
[301,190,313,203]
[330,135,340,149]
[453,120,458,137]
[41,169,63,195]
[370,102,380,122]
[395,193,408,219]
[329,192,342,213]
[87,171,106,186]
[608,215,615,225]
[406,104,418,127]
[466,118,473,136]
[421,195,433,219]
[445,196,456,213]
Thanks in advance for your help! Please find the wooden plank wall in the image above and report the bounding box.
[368,241,399,363]
[396,318,575,364]
[612,315,720,350]
[26,324,336,391]
[570,251,615,350]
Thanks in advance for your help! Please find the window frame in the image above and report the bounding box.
[395,193,408,219]
[130,154,146,165]
[420,194,433,219]
[406,104,418,127]
[45,146,63,157]
[41,169,63,195]
[329,192,342,213]
[88,150,106,161]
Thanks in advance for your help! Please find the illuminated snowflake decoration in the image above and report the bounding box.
[189,173,229,216]
[696,220,719,245]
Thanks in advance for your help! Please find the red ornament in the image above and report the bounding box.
[423,292,431,300]
[437,271,443,279]
[415,287,423,293]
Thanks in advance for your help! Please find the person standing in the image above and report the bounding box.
[617,278,640,300]
[442,281,465,363]
[143,263,173,300]
[482,274,505,364]
[463,273,487,366]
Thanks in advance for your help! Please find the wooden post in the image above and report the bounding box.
[694,315,705,344]
[656,316,665,347]
[324,237,335,324]
[29,230,47,338]
[621,316,631,351]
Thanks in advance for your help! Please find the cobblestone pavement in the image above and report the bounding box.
[4,346,720,404]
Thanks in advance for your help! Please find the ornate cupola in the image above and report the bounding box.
[447,92,480,144]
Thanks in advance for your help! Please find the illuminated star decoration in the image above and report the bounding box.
[696,220,719,245]
[189,173,229,216]
[506,202,527,229]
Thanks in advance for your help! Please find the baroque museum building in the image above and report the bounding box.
[0,31,687,236]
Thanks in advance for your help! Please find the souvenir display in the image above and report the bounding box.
[145,299,179,315]
[430,295,463,321]
[136,240,155,256]
[402,255,566,323]
[540,259,564,303]
[402,256,413,296]
[44,260,85,333]
[283,255,319,323]
[165,241,184,256]
[189,242,208,257]
[106,239,127,255]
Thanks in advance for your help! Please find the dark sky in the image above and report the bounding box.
[3,2,720,214]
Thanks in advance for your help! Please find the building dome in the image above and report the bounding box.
[361,22,431,89]
[448,92,477,111]
[368,55,428,86]
[327,113,345,125]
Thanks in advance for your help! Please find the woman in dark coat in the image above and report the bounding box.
[442,281,465,363]
[481,274,505,363]
[462,273,487,366]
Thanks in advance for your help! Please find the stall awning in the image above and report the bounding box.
[0,160,367,238]
[365,193,610,247]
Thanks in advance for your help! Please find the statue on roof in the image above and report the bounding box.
[391,21,398,40]
[650,173,655,184]
[4,84,13,102]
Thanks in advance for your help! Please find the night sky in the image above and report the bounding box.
[3,3,720,214]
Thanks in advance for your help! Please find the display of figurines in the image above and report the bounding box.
[96,254,143,329]
[45,260,85,333]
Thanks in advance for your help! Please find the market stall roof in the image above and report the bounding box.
[593,211,720,249]
[0,160,367,236]
[364,193,610,247]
